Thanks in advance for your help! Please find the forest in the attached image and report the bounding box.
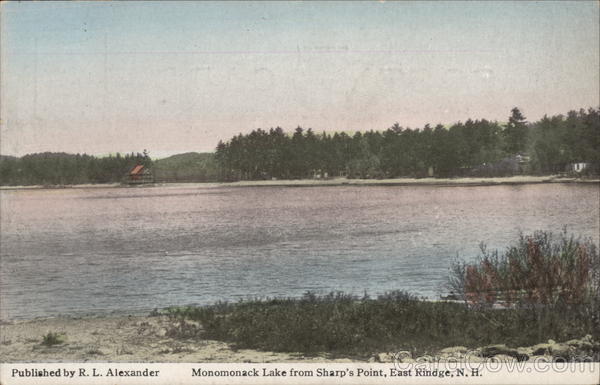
[215,107,600,180]
[0,151,152,186]
[0,107,598,186]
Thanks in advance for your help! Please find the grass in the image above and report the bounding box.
[162,230,599,358]
[41,332,66,347]
[85,346,105,355]
[164,291,596,357]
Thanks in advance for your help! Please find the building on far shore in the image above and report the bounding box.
[470,153,530,177]
[126,164,154,184]
[567,162,590,174]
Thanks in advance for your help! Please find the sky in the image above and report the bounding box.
[1,1,598,158]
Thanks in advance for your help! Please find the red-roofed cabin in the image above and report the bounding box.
[127,164,154,184]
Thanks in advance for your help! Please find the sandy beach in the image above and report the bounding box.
[216,175,599,188]
[1,175,598,191]
[1,315,597,363]
[0,315,351,363]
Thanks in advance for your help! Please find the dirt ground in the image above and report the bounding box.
[0,315,354,363]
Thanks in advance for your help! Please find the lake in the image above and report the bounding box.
[1,183,598,320]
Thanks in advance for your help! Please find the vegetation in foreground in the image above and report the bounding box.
[164,291,597,358]
[164,231,599,358]
[41,332,66,347]
[448,230,599,308]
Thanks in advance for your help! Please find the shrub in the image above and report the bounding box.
[449,230,599,307]
[41,332,65,346]
[448,230,600,340]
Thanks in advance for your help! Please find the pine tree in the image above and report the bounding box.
[504,107,528,154]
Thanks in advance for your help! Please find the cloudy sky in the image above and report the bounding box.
[1,1,598,157]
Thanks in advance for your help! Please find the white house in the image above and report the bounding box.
[568,162,590,173]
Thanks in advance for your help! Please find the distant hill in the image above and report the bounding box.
[153,152,218,182]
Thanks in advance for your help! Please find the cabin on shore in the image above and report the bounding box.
[126,164,154,184]
[470,153,530,177]
[567,162,590,174]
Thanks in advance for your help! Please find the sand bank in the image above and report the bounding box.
[0,315,352,363]
[1,176,598,191]
[215,175,598,188]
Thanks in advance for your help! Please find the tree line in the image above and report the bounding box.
[216,107,599,180]
[1,107,598,186]
[0,151,152,186]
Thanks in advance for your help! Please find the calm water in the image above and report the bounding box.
[1,183,598,320]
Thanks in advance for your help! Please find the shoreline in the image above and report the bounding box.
[1,175,598,191]
[1,314,596,363]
